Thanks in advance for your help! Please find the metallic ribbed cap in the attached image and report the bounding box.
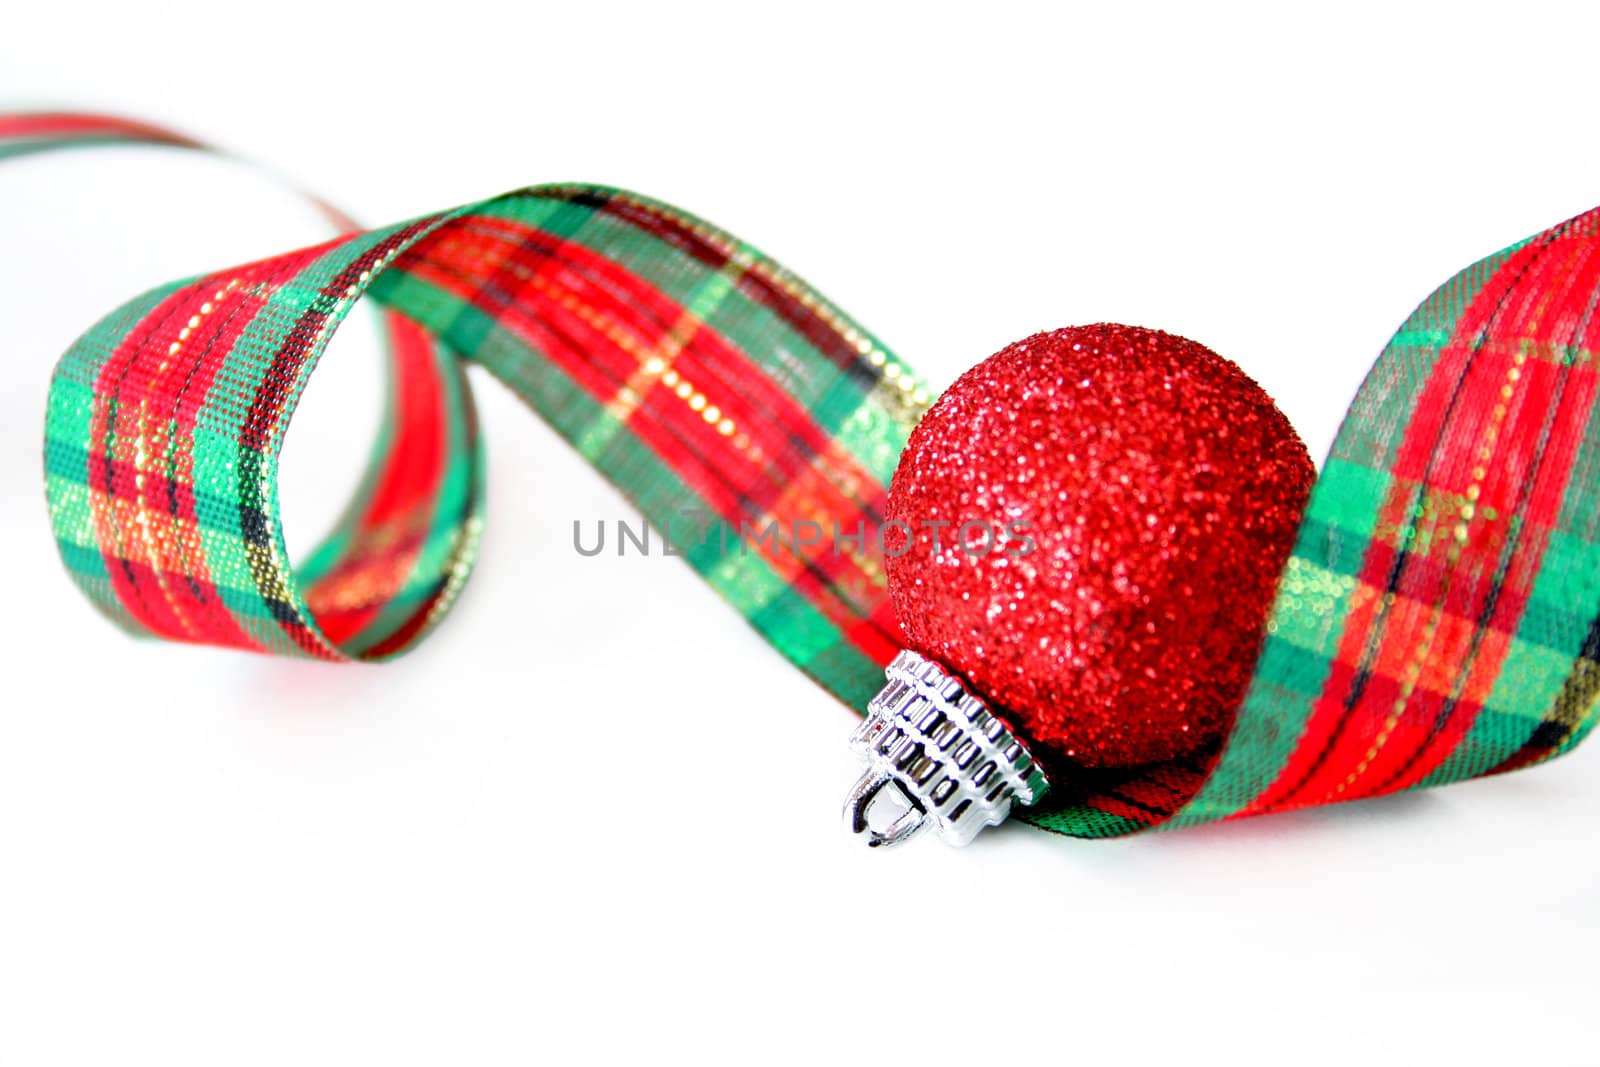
[844,650,1049,848]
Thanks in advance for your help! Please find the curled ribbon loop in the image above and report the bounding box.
[7,112,1598,838]
[16,114,918,682]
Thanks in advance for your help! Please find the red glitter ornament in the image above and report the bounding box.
[884,325,1314,770]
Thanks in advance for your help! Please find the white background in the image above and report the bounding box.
[2,2,1598,1063]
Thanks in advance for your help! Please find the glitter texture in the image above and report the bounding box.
[885,325,1314,769]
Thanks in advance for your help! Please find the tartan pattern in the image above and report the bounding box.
[8,112,1599,840]
[13,113,923,698]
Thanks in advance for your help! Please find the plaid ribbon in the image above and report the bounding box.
[7,111,1597,839]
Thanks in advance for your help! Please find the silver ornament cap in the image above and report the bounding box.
[844,650,1049,848]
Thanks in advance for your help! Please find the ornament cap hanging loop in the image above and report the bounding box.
[845,651,1049,848]
[843,767,931,848]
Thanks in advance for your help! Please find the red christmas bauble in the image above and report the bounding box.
[884,325,1314,769]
